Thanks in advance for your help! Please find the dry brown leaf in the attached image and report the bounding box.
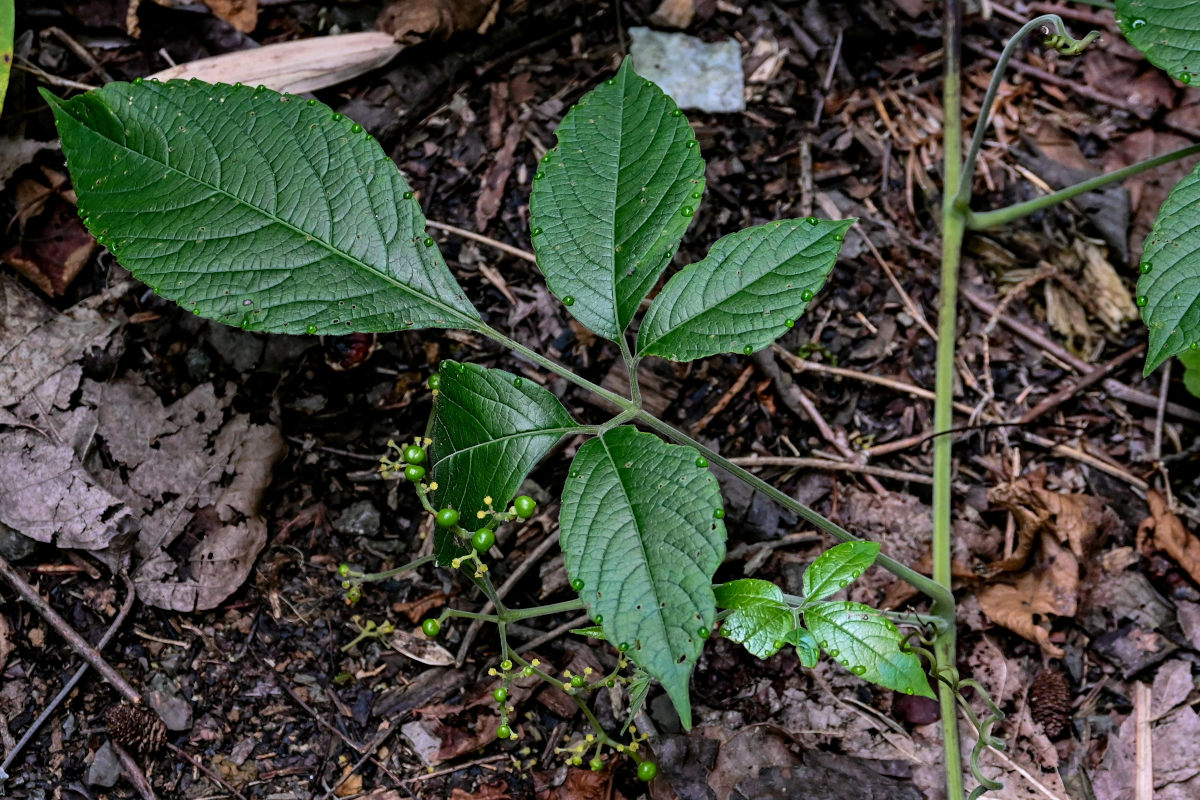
[1142,490,1200,585]
[149,33,403,95]
[474,120,523,231]
[0,614,14,675]
[977,535,1077,658]
[650,0,695,29]
[985,475,1110,576]
[377,0,500,44]
[201,0,257,33]
[385,628,455,666]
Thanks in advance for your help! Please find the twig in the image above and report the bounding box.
[1153,360,1171,462]
[113,742,158,800]
[727,455,933,485]
[47,26,114,83]
[425,220,537,263]
[403,753,509,784]
[166,743,250,800]
[983,745,1068,800]
[0,573,137,780]
[1017,343,1146,425]
[1134,681,1153,800]
[0,554,140,704]
[689,364,754,436]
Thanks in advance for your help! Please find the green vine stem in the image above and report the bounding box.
[937,0,967,798]
[967,141,1200,229]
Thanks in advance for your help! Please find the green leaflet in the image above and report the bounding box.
[637,218,853,361]
[1137,158,1200,373]
[0,0,13,117]
[784,627,820,668]
[1180,350,1200,397]
[530,58,705,340]
[802,541,880,603]
[1117,0,1200,84]
[714,579,795,659]
[559,426,725,729]
[429,361,578,536]
[804,601,934,698]
[42,81,478,334]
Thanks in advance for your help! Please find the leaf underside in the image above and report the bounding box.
[1137,158,1200,373]
[429,361,578,535]
[638,217,853,361]
[559,426,725,728]
[1117,0,1200,82]
[43,80,478,335]
[530,58,705,340]
[804,601,934,698]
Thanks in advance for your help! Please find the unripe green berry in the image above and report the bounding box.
[570,674,586,688]
[403,445,426,464]
[341,580,351,589]
[404,464,426,482]
[637,761,658,782]
[435,508,459,528]
[493,687,508,703]
[590,757,604,771]
[496,724,512,740]
[522,666,534,677]
[421,618,441,637]
[337,563,351,577]
[346,586,362,604]
[570,578,585,592]
[500,659,513,671]
[428,374,441,391]
[513,495,536,519]
[472,528,496,553]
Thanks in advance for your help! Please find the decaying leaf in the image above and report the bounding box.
[977,536,1078,658]
[149,33,403,95]
[650,0,696,29]
[1140,490,1200,586]
[386,628,456,666]
[376,0,500,43]
[201,0,257,33]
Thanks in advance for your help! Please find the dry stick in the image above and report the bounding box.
[1017,343,1146,425]
[1153,360,1171,462]
[0,554,140,704]
[752,349,888,494]
[425,220,537,264]
[454,530,561,665]
[274,674,365,753]
[403,753,509,784]
[162,742,249,800]
[0,574,137,780]
[961,287,1200,424]
[113,742,158,800]
[727,455,933,485]
[1134,681,1153,800]
[689,364,754,436]
[318,723,401,800]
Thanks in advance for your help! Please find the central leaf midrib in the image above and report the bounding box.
[74,92,478,328]
[440,424,578,461]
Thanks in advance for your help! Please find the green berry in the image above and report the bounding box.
[337,563,351,578]
[341,580,351,589]
[590,757,604,771]
[472,529,496,553]
[404,464,426,482]
[570,578,585,592]
[513,495,537,519]
[500,659,513,671]
[346,586,362,604]
[522,666,534,677]
[497,724,512,740]
[494,687,508,703]
[435,508,460,528]
[637,761,658,782]
[421,618,441,637]
[570,674,585,688]
[403,445,426,464]
[428,374,441,391]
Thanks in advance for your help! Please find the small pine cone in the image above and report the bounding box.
[1029,667,1072,738]
[105,703,167,755]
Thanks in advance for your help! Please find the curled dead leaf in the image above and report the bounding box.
[377,0,501,43]
[1141,490,1200,586]
[977,535,1077,658]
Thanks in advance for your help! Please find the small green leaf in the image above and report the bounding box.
[623,671,653,733]
[1180,349,1200,397]
[804,601,933,698]
[802,541,880,603]
[42,81,479,334]
[0,0,13,117]
[570,625,608,640]
[560,426,726,729]
[1117,0,1200,84]
[714,579,794,659]
[784,626,820,668]
[430,361,577,533]
[1138,160,1200,373]
[530,58,705,340]
[638,218,854,361]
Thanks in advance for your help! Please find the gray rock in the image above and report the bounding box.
[629,28,744,113]
[335,500,381,537]
[86,740,121,787]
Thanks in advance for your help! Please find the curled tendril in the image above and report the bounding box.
[900,629,1006,800]
[1041,25,1102,56]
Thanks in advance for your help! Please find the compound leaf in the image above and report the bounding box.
[804,601,933,698]
[1117,0,1200,83]
[1137,159,1200,373]
[802,541,880,603]
[714,579,795,659]
[637,218,853,361]
[559,426,725,728]
[430,361,577,535]
[530,58,705,340]
[42,81,478,335]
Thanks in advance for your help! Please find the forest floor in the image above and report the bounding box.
[2,1,1200,798]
